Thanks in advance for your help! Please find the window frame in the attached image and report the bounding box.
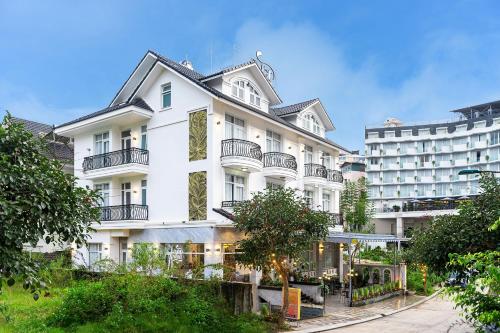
[94,131,110,155]
[161,82,172,109]
[224,173,246,202]
[266,129,282,152]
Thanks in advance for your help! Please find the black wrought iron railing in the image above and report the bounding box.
[263,152,297,170]
[221,200,245,208]
[221,139,262,161]
[327,169,343,183]
[100,205,148,221]
[327,212,343,226]
[83,148,149,171]
[304,163,327,178]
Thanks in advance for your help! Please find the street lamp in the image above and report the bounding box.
[458,169,500,175]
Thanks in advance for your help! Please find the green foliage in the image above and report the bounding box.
[188,171,207,221]
[129,243,167,276]
[0,114,101,295]
[405,173,500,274]
[340,178,374,232]
[406,267,443,295]
[233,186,330,321]
[188,110,207,161]
[446,250,500,331]
[353,281,400,301]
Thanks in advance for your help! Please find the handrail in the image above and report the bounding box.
[83,148,149,171]
[304,163,327,178]
[263,152,297,170]
[99,204,148,221]
[221,139,262,161]
[327,169,343,183]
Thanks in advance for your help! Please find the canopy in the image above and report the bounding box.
[327,232,409,244]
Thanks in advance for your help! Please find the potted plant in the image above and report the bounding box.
[397,190,400,197]
[392,205,401,212]
[486,155,490,161]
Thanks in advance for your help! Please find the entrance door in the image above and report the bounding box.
[121,182,131,219]
[119,238,128,265]
[121,130,132,163]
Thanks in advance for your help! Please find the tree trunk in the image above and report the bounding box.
[281,272,289,322]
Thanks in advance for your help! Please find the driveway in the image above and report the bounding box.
[325,295,473,333]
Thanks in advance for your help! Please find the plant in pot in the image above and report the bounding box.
[392,205,401,212]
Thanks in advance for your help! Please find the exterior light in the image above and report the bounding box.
[242,167,248,171]
[205,248,211,253]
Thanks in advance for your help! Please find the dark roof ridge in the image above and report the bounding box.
[271,98,319,116]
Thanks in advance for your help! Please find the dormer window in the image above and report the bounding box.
[231,80,245,99]
[303,114,321,135]
[249,85,261,107]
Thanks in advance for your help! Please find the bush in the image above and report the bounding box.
[407,267,443,295]
[48,273,270,332]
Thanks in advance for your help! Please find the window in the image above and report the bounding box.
[453,137,467,145]
[370,157,379,165]
[385,131,396,138]
[141,180,147,205]
[266,130,281,152]
[94,183,110,206]
[322,193,331,212]
[384,143,397,151]
[401,130,412,137]
[436,168,450,180]
[322,153,332,169]
[383,186,396,198]
[312,117,321,135]
[231,80,245,99]
[94,132,109,155]
[304,145,313,163]
[435,183,447,196]
[419,154,431,166]
[400,185,413,197]
[249,85,261,107]
[121,182,131,205]
[491,130,500,145]
[400,156,414,165]
[303,114,321,134]
[88,243,102,268]
[225,114,245,139]
[418,141,431,152]
[161,83,172,109]
[141,125,147,150]
[266,182,283,190]
[369,144,379,152]
[304,190,314,208]
[161,243,205,274]
[476,150,481,162]
[225,174,245,202]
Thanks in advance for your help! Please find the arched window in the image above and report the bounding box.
[372,269,380,284]
[231,80,245,99]
[303,114,312,130]
[383,269,391,283]
[312,117,321,135]
[302,113,322,135]
[249,85,261,107]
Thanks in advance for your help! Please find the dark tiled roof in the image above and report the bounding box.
[56,98,153,128]
[202,59,256,80]
[12,117,53,136]
[149,50,205,80]
[270,98,319,117]
[12,117,74,163]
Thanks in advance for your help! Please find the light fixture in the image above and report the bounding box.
[217,121,221,125]
[256,135,260,138]
[242,167,248,171]
[205,248,211,253]
[133,137,137,140]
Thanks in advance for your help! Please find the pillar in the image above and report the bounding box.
[396,216,404,238]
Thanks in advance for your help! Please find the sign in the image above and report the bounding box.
[284,287,301,320]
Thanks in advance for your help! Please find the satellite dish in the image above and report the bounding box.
[256,50,263,58]
[255,50,275,83]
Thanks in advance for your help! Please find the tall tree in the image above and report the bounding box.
[0,114,100,297]
[405,173,500,274]
[233,187,330,322]
[340,178,374,232]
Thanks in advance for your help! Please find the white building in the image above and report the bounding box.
[365,101,500,237]
[55,50,350,278]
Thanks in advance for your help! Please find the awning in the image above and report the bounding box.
[326,231,409,243]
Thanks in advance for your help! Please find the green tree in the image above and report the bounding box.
[0,114,100,297]
[233,187,330,322]
[405,173,500,274]
[340,178,374,232]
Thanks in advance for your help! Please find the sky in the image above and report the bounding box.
[1,0,500,151]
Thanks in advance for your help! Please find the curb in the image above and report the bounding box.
[289,289,444,333]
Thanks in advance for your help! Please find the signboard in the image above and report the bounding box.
[284,287,301,320]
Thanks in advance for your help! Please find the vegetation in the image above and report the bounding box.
[404,173,500,274]
[352,281,400,302]
[233,186,330,322]
[340,178,374,233]
[0,114,100,298]
[406,267,443,296]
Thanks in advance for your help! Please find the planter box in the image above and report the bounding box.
[352,290,403,307]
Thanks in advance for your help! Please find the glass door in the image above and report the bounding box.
[225,115,245,139]
[121,130,132,163]
[119,238,128,265]
[121,182,131,219]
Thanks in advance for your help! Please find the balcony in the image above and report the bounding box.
[327,169,343,183]
[369,150,381,157]
[437,160,452,167]
[100,204,148,221]
[455,159,468,166]
[221,139,263,172]
[472,141,487,149]
[304,163,327,186]
[384,149,398,156]
[401,162,415,169]
[453,143,468,151]
[327,213,343,227]
[263,152,298,180]
[82,148,149,179]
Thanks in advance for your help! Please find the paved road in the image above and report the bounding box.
[326,296,473,333]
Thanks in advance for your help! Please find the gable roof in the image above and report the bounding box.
[12,117,74,163]
[201,60,257,81]
[59,50,351,153]
[57,98,153,128]
[271,98,319,117]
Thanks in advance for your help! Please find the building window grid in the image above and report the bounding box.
[161,83,172,109]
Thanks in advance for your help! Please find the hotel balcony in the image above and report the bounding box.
[262,152,298,180]
[472,141,487,149]
[439,146,452,153]
[100,204,148,221]
[369,150,381,157]
[453,143,468,151]
[400,162,415,169]
[82,148,149,179]
[327,212,343,227]
[304,164,343,188]
[384,149,398,156]
[455,159,468,167]
[221,139,263,172]
[437,160,452,167]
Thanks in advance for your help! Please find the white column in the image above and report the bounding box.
[396,216,404,238]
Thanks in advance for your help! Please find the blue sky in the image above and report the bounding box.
[1,0,500,150]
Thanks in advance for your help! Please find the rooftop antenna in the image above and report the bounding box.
[255,50,275,83]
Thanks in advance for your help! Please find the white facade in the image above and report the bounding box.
[365,107,500,237]
[55,51,349,278]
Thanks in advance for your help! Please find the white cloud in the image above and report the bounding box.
[0,80,96,126]
[223,20,500,150]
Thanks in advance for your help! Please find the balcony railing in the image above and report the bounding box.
[221,200,246,208]
[327,169,343,183]
[304,163,327,178]
[327,212,343,226]
[83,148,149,172]
[263,152,297,170]
[221,139,262,161]
[100,204,148,221]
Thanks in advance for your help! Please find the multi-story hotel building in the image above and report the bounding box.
[55,50,350,279]
[365,101,500,237]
